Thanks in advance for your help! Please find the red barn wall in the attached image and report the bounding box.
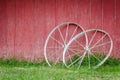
[0,0,120,61]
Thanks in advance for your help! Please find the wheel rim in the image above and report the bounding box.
[63,29,113,69]
[44,22,87,66]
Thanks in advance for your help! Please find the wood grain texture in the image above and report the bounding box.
[0,0,119,60]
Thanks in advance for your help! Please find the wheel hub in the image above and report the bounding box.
[85,46,91,54]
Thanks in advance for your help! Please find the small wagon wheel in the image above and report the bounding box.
[63,29,113,69]
[44,22,87,66]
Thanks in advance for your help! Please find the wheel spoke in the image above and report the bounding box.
[90,34,107,49]
[65,52,76,59]
[88,30,97,46]
[47,50,57,59]
[70,26,78,40]
[90,41,111,49]
[47,46,63,49]
[88,52,91,68]
[54,56,62,65]
[69,45,80,48]
[68,55,83,67]
[66,50,72,63]
[91,50,99,53]
[58,28,66,44]
[68,48,83,53]
[90,52,101,62]
[77,51,86,69]
[48,48,62,59]
[50,36,63,46]
[68,48,81,56]
[65,23,69,43]
[74,40,84,48]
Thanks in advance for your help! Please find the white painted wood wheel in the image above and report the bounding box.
[44,22,87,66]
[63,29,113,69]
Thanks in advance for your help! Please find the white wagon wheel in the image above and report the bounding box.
[63,29,113,69]
[44,22,87,66]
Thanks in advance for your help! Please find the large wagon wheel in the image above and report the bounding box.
[63,29,113,69]
[44,22,87,66]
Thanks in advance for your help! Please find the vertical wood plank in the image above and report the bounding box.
[102,0,115,57]
[15,0,26,60]
[32,0,46,60]
[55,0,66,24]
[23,0,35,61]
[0,0,7,58]
[6,0,16,58]
[115,0,120,57]
[77,0,90,29]
[63,0,78,22]
[102,0,114,33]
[45,0,56,34]
[91,0,102,28]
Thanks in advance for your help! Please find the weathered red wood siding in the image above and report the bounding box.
[0,0,120,61]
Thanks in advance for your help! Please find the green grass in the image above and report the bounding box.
[67,54,120,66]
[0,58,120,80]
